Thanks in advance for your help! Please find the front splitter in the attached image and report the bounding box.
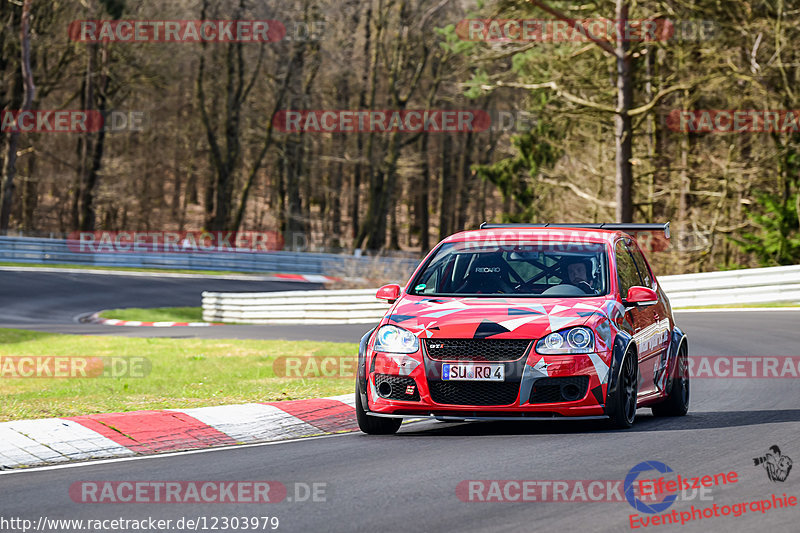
[367,412,609,422]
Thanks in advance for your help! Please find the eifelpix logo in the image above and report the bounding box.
[753,445,793,483]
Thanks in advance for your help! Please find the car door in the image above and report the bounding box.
[614,239,657,396]
[628,241,672,394]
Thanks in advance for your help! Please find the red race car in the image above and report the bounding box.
[355,223,689,434]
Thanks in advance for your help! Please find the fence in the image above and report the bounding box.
[202,265,800,324]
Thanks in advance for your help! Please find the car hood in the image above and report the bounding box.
[385,294,621,340]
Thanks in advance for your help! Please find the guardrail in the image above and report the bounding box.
[202,289,390,324]
[0,236,419,277]
[659,264,800,308]
[202,265,800,324]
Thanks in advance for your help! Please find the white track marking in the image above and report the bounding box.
[0,432,356,475]
[0,419,134,469]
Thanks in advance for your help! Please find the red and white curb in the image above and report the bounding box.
[85,312,222,327]
[271,273,339,284]
[0,394,357,470]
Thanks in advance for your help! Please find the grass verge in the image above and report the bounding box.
[0,328,356,422]
[98,307,204,323]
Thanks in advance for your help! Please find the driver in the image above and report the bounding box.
[564,257,595,294]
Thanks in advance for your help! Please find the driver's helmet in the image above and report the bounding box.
[562,257,595,287]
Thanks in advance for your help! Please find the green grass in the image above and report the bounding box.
[0,261,271,276]
[99,307,204,323]
[0,328,356,422]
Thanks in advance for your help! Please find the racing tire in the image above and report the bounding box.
[355,384,402,435]
[651,344,690,417]
[607,352,638,429]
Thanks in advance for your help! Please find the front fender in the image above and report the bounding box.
[606,330,635,405]
[357,327,377,409]
[659,326,688,392]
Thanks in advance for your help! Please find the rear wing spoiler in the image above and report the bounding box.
[478,222,670,239]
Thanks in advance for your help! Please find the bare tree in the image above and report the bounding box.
[0,0,34,233]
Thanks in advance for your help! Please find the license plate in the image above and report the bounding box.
[442,363,504,381]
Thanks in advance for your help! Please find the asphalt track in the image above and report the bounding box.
[1,269,799,532]
[0,269,367,342]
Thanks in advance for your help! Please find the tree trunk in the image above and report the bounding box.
[0,0,33,233]
[455,132,474,230]
[276,155,286,233]
[367,127,403,250]
[350,0,371,242]
[285,133,304,247]
[438,135,453,240]
[330,157,342,248]
[353,38,382,250]
[415,133,430,251]
[231,45,299,231]
[21,153,36,230]
[197,0,261,232]
[78,43,109,231]
[614,0,634,223]
[0,114,20,233]
[389,199,399,250]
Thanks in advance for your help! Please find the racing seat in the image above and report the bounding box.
[457,255,516,294]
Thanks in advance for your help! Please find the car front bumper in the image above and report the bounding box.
[365,348,613,418]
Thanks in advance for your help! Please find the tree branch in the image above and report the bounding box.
[538,174,616,208]
[526,0,617,57]
[628,83,692,116]
[476,80,617,113]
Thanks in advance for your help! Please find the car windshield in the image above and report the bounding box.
[408,241,609,297]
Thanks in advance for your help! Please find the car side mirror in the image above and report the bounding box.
[376,284,401,303]
[624,286,658,307]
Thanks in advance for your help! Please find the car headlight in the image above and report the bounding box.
[373,325,420,354]
[536,327,595,354]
